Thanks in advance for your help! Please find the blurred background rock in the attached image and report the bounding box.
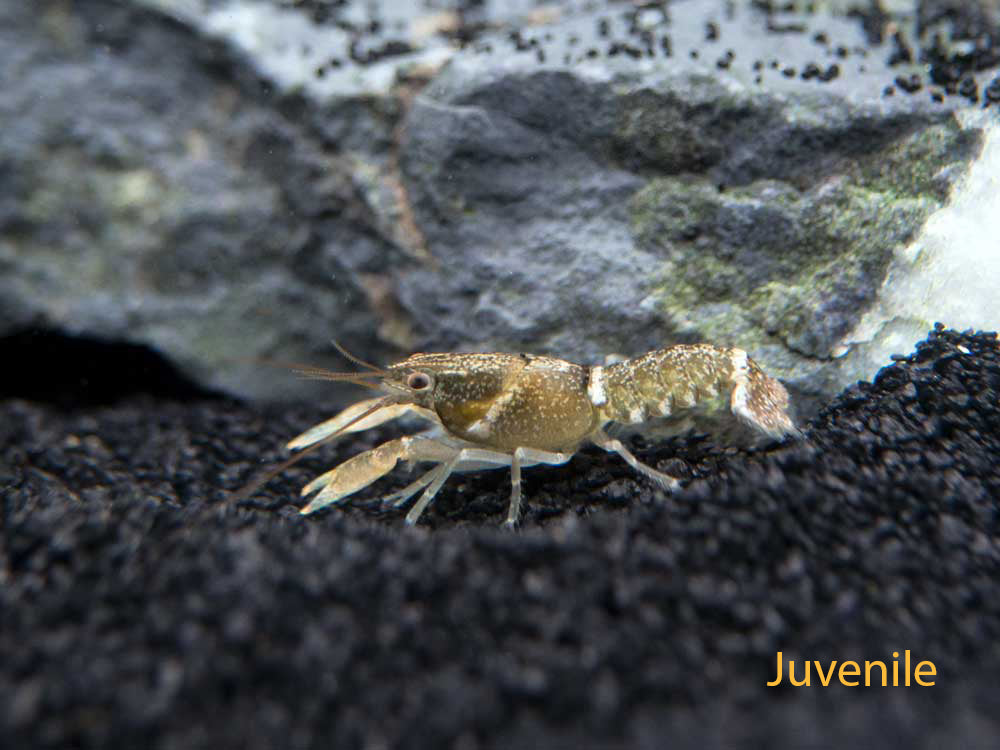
[3,0,998,410]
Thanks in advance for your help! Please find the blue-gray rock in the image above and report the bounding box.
[2,0,998,408]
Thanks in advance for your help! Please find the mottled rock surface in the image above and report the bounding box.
[2,326,1000,748]
[0,0,408,401]
[3,0,999,408]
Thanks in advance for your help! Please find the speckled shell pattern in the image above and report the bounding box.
[393,345,795,454]
[599,344,794,437]
[398,353,599,452]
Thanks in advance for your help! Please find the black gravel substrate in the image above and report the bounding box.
[2,325,1000,749]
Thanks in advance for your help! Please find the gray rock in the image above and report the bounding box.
[397,12,989,410]
[2,0,997,411]
[0,0,410,400]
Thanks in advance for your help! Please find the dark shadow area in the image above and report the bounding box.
[0,328,225,408]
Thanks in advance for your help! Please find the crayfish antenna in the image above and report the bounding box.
[230,396,396,504]
[330,339,388,375]
[228,436,338,504]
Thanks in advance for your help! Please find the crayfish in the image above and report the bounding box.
[239,343,799,527]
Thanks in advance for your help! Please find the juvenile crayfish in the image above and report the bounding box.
[241,343,799,527]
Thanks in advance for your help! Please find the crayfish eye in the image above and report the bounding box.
[406,372,431,390]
